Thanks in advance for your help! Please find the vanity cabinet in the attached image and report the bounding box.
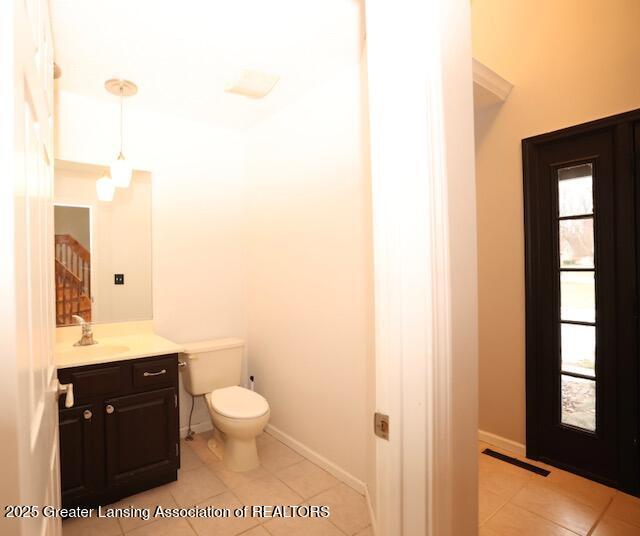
[57,354,180,508]
[59,404,99,500]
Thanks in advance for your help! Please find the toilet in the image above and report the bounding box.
[180,338,270,472]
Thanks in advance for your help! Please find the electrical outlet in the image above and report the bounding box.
[114,274,124,285]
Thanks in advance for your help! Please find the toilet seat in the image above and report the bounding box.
[209,386,269,419]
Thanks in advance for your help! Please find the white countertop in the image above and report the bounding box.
[55,321,183,369]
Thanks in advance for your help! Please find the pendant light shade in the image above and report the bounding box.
[110,152,132,188]
[96,175,115,201]
[105,79,137,189]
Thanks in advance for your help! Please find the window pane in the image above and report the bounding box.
[560,271,595,322]
[561,375,595,431]
[558,164,593,217]
[561,323,595,376]
[559,218,594,268]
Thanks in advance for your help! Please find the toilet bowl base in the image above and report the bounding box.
[223,436,260,472]
[207,432,260,472]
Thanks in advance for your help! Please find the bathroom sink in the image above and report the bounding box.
[58,344,130,360]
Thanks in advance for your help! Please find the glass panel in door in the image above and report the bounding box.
[557,162,596,432]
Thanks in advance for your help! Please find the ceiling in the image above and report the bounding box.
[52,0,364,130]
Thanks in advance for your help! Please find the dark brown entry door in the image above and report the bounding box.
[523,111,640,494]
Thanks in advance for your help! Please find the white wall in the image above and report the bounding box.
[55,64,374,490]
[55,90,247,431]
[244,63,373,485]
[472,0,640,444]
[54,167,153,325]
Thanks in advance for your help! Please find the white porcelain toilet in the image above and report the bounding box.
[181,338,270,472]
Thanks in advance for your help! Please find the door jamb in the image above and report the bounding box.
[365,1,478,534]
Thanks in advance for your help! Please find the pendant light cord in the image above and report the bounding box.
[119,85,124,156]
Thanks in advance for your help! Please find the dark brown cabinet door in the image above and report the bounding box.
[104,388,178,488]
[523,111,639,494]
[59,404,99,503]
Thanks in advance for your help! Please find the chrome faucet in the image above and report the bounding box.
[72,315,96,346]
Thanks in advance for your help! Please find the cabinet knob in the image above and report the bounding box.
[83,410,92,420]
[105,404,114,414]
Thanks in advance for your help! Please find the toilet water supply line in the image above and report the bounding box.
[185,395,196,441]
[184,375,256,441]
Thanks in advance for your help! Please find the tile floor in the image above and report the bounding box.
[63,434,640,535]
[478,441,640,535]
[63,431,373,536]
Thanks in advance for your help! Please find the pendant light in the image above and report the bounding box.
[96,171,115,202]
[105,79,137,188]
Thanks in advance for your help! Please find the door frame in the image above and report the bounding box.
[523,108,640,494]
[365,1,478,534]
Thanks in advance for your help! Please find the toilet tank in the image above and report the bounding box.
[181,338,244,396]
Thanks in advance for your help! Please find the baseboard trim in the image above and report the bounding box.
[479,429,526,457]
[265,424,366,495]
[180,420,213,439]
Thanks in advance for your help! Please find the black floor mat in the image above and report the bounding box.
[482,448,550,477]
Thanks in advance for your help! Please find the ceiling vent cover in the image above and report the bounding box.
[225,69,279,99]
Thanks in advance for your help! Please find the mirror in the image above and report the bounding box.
[54,160,152,327]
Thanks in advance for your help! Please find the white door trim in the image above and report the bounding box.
[365,1,478,534]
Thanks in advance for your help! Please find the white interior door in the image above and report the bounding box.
[0,1,60,535]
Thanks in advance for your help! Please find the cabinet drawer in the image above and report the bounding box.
[66,366,122,400]
[132,356,176,389]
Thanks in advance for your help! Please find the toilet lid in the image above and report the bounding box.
[210,386,269,419]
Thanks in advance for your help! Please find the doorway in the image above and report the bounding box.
[54,205,93,326]
[523,109,640,494]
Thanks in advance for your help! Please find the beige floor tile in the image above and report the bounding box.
[264,514,344,536]
[275,461,339,499]
[480,503,577,536]
[511,478,605,535]
[592,515,640,536]
[606,492,640,528]
[354,527,374,536]
[258,439,304,473]
[310,483,370,536]
[109,485,178,533]
[168,466,228,507]
[62,515,122,536]
[126,517,197,535]
[187,490,261,536]
[543,468,615,508]
[233,474,303,506]
[181,440,205,471]
[207,457,272,491]
[478,455,534,500]
[479,486,508,525]
[187,433,222,466]
[256,432,276,448]
[240,527,270,536]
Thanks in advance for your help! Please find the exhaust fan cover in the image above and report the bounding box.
[225,69,279,99]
